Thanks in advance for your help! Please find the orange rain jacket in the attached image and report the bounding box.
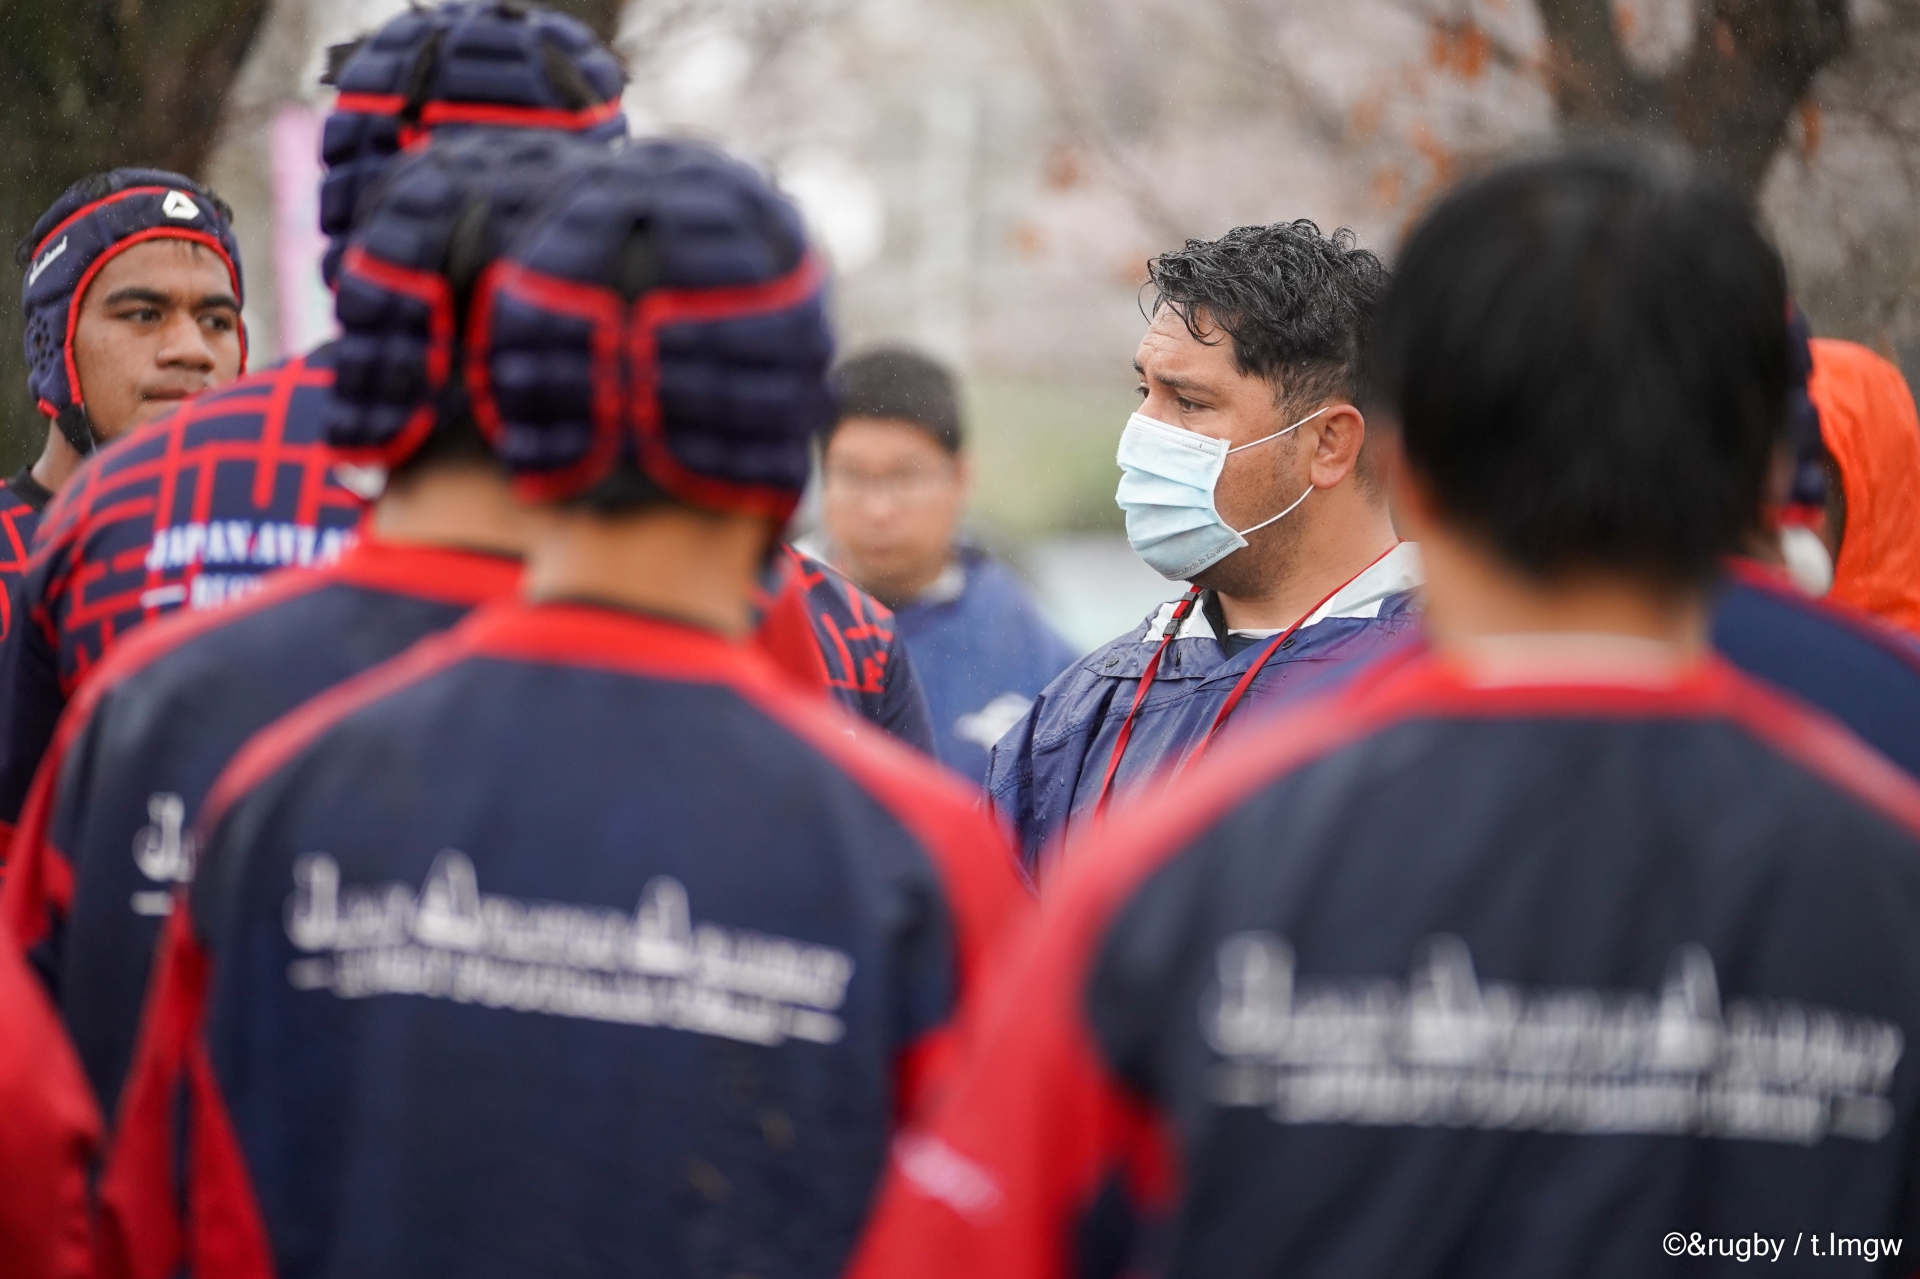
[1809,338,1920,638]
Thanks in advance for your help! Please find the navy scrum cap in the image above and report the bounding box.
[474,138,835,518]
[17,169,245,437]
[327,131,594,468]
[320,0,627,286]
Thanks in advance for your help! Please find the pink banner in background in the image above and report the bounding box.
[270,105,338,358]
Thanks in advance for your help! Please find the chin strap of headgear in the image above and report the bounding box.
[54,403,96,456]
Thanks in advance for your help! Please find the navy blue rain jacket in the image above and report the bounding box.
[987,543,1424,870]
[891,548,1079,784]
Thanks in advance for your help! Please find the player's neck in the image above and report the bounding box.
[1213,493,1398,632]
[1417,524,1708,657]
[371,462,532,559]
[28,427,84,495]
[523,504,774,639]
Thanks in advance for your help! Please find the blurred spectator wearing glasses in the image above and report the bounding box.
[813,348,1077,784]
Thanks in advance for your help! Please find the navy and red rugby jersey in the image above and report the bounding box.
[0,349,365,837]
[760,544,937,754]
[853,642,1920,1279]
[1,537,519,1119]
[1714,558,1920,781]
[0,469,53,645]
[100,600,1025,1279]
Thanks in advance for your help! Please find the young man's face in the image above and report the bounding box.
[820,417,969,604]
[70,238,242,440]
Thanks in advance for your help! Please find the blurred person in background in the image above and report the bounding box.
[0,132,584,1127]
[0,169,246,643]
[0,0,628,853]
[758,539,938,753]
[1801,337,1920,635]
[94,139,1024,1279]
[987,222,1420,872]
[852,147,1920,1279]
[813,347,1076,781]
[1709,320,1920,780]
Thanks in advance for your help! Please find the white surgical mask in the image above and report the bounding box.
[1115,407,1328,581]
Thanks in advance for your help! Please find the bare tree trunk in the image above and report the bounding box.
[1536,0,1849,202]
[546,0,630,42]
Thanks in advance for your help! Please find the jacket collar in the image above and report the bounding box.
[1147,541,1425,642]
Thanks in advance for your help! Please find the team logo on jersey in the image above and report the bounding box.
[26,236,67,289]
[1204,932,1903,1146]
[953,692,1033,751]
[161,190,201,220]
[284,851,856,1047]
[131,792,197,917]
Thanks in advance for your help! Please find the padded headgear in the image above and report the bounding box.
[17,168,246,445]
[320,0,627,286]
[475,139,835,518]
[327,130,593,468]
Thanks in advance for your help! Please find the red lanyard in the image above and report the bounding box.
[1093,546,1399,814]
[1092,586,1202,815]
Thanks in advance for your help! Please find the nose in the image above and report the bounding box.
[155,310,216,373]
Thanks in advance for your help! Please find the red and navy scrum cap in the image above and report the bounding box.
[473,139,835,519]
[327,130,595,469]
[320,0,627,286]
[17,168,245,421]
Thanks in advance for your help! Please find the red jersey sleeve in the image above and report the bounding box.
[0,917,99,1279]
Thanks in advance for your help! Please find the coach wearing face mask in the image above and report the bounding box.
[986,222,1422,873]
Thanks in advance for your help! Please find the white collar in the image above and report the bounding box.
[915,560,967,606]
[1445,632,1704,689]
[1147,542,1425,641]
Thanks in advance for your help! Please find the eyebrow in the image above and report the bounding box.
[1134,361,1219,398]
[101,287,240,313]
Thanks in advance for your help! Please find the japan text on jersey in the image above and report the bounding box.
[0,540,520,1119]
[0,350,365,835]
[855,644,1920,1279]
[99,600,1025,1279]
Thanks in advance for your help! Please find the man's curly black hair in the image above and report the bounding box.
[1144,220,1389,418]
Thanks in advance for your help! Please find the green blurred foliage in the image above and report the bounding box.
[962,374,1138,542]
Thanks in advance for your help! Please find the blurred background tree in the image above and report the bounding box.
[0,0,1914,645]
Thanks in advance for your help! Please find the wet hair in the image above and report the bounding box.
[828,347,963,454]
[1144,220,1388,416]
[1365,146,1789,592]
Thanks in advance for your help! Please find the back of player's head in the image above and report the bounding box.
[319,0,626,285]
[1367,147,1788,591]
[326,130,594,474]
[828,347,963,454]
[16,168,245,427]
[1146,220,1388,416]
[474,138,834,519]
